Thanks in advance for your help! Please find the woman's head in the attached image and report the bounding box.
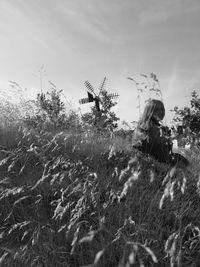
[152,100,165,121]
[139,99,165,130]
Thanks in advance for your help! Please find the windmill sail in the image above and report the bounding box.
[107,93,119,99]
[79,92,95,105]
[79,97,90,104]
[98,77,106,96]
[87,91,94,102]
[84,81,96,96]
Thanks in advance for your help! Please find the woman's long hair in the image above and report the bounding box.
[138,99,165,131]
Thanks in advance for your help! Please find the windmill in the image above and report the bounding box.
[79,77,119,126]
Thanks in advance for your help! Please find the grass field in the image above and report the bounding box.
[0,96,200,267]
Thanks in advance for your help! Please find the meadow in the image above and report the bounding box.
[0,88,200,267]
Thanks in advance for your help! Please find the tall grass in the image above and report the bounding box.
[0,88,199,266]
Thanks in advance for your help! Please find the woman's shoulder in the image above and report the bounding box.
[132,126,148,145]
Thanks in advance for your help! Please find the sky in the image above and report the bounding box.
[0,0,200,126]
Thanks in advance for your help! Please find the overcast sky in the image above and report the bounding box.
[0,0,200,125]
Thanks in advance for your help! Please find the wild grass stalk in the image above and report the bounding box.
[0,83,199,266]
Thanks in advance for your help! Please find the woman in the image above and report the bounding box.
[132,99,188,166]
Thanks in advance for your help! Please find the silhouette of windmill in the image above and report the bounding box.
[79,77,119,123]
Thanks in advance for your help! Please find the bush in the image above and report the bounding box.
[173,90,200,147]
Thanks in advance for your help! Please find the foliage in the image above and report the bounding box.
[81,90,119,133]
[0,82,36,129]
[173,90,200,146]
[23,83,82,132]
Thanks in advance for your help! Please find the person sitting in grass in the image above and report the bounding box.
[132,99,189,166]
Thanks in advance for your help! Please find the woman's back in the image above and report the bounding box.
[132,99,172,163]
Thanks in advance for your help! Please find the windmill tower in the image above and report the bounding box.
[79,77,119,127]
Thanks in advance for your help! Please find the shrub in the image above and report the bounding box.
[173,90,200,147]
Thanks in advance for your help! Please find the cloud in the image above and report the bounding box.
[161,64,200,122]
[53,1,112,44]
[78,18,111,43]
[138,0,200,25]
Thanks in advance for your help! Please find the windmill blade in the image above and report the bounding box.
[107,93,119,99]
[84,80,97,96]
[87,91,94,102]
[98,77,107,97]
[79,91,95,104]
[79,98,90,104]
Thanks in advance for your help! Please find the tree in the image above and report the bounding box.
[173,90,200,146]
[37,88,65,122]
[81,89,119,133]
[24,83,82,131]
